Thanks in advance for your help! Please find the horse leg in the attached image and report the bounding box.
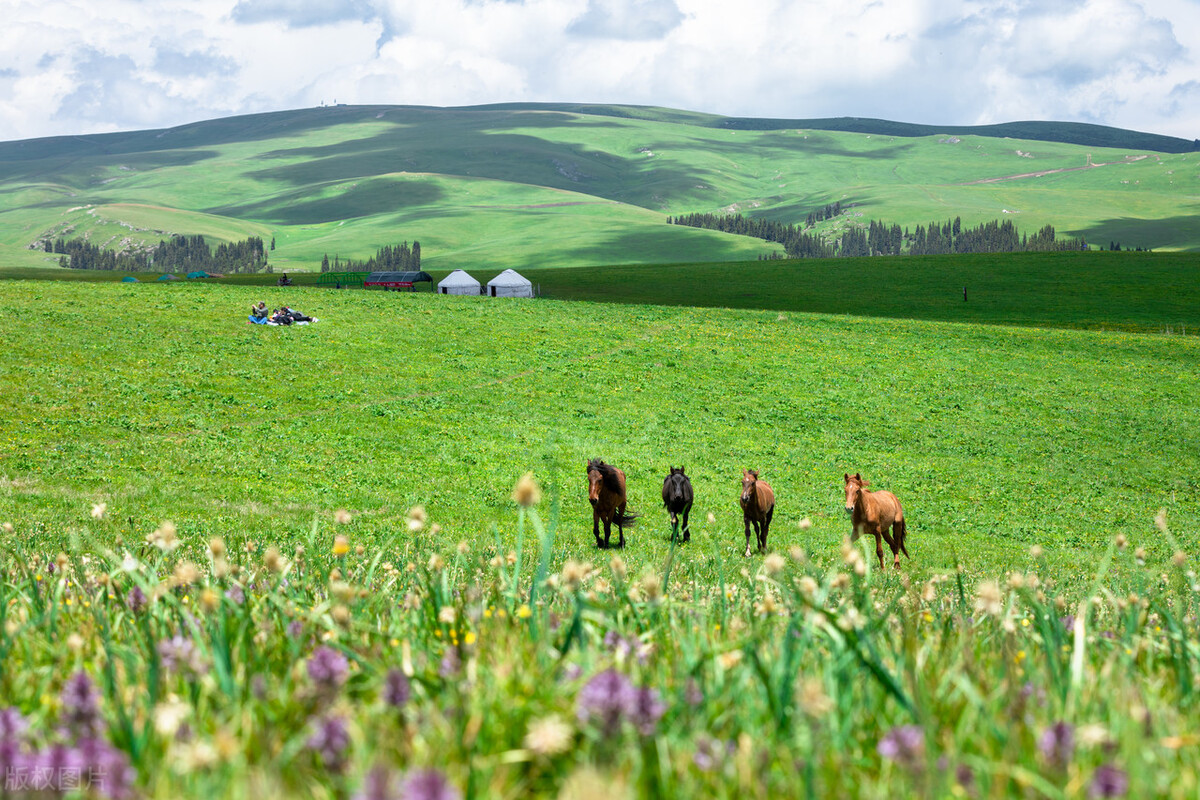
[886,523,902,568]
[873,529,886,570]
[743,515,753,557]
[593,509,603,549]
[760,507,773,552]
[617,502,626,548]
[681,504,691,543]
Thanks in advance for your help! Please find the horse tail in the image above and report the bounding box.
[614,510,639,528]
[896,518,909,558]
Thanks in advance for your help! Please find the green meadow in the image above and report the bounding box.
[1,104,1198,277]
[2,279,1196,590]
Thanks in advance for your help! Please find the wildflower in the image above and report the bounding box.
[706,512,716,524]
[523,714,573,756]
[974,581,1003,616]
[225,584,245,605]
[287,620,304,640]
[576,669,637,736]
[159,635,206,676]
[877,725,924,772]
[263,546,287,573]
[126,585,147,613]
[1038,721,1075,768]
[400,769,460,800]
[427,554,444,571]
[335,508,353,525]
[1134,547,1146,565]
[1030,544,1044,558]
[438,606,457,625]
[439,648,461,678]
[149,521,180,552]
[1154,509,1168,533]
[1089,764,1129,798]
[798,576,818,599]
[1115,533,1127,551]
[516,604,531,619]
[406,506,427,533]
[308,646,349,690]
[560,560,590,591]
[1174,551,1187,567]
[685,678,704,707]
[0,707,28,740]
[200,588,220,612]
[333,535,350,557]
[638,572,663,603]
[609,555,627,580]
[763,553,786,577]
[798,517,813,530]
[383,669,410,709]
[354,766,398,800]
[307,715,350,772]
[76,737,137,797]
[153,696,191,738]
[693,736,733,772]
[91,503,107,520]
[60,671,104,738]
[512,472,542,507]
[172,561,201,587]
[629,686,666,736]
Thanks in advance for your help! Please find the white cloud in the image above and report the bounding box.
[0,0,1196,141]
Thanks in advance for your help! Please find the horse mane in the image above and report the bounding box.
[588,459,624,494]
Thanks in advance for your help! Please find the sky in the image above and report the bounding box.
[1,0,1198,143]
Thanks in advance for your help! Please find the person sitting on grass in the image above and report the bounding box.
[249,301,269,325]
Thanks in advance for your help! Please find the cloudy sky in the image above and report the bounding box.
[1,0,1197,142]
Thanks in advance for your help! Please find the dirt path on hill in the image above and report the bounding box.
[958,154,1151,185]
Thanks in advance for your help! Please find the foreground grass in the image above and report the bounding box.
[1,502,1198,798]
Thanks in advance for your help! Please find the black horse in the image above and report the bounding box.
[662,466,694,543]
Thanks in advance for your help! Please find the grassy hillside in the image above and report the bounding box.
[1,104,1197,275]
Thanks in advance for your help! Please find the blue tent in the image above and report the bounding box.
[121,276,139,283]
[186,271,210,279]
[158,273,179,281]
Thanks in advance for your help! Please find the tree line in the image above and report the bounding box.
[46,235,268,273]
[670,210,1089,257]
[320,241,421,273]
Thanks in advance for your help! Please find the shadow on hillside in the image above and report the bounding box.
[1075,215,1200,252]
[210,179,447,225]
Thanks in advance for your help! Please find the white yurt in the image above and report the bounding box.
[486,269,533,298]
[437,269,481,295]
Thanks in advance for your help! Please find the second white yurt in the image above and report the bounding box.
[486,269,533,298]
[437,270,481,295]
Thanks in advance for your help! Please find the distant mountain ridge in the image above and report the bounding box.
[1,102,1195,156]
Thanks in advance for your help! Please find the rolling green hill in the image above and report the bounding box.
[1,104,1198,273]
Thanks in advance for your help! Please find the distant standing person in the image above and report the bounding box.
[963,286,968,302]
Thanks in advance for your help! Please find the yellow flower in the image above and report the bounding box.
[517,604,532,619]
[333,535,350,556]
[464,631,477,645]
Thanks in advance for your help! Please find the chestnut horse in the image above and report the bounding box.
[739,469,775,556]
[843,472,909,569]
[662,466,694,543]
[587,459,637,549]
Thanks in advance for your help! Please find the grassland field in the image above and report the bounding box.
[1,275,1196,597]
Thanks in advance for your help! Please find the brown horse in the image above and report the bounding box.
[739,469,775,556]
[587,459,637,549]
[843,472,909,569]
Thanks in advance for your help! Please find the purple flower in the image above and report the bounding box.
[692,736,733,772]
[400,768,460,800]
[439,648,461,679]
[1089,764,1129,798]
[60,672,104,739]
[561,663,583,683]
[287,620,304,639]
[225,584,245,605]
[630,686,666,736]
[384,669,410,709]
[0,707,27,740]
[78,737,137,799]
[354,765,399,800]
[125,586,146,614]
[685,678,704,707]
[1038,721,1075,769]
[158,635,206,676]
[576,669,637,736]
[307,715,351,772]
[877,725,925,772]
[308,646,349,690]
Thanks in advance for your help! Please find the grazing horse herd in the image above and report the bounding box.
[586,459,912,569]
